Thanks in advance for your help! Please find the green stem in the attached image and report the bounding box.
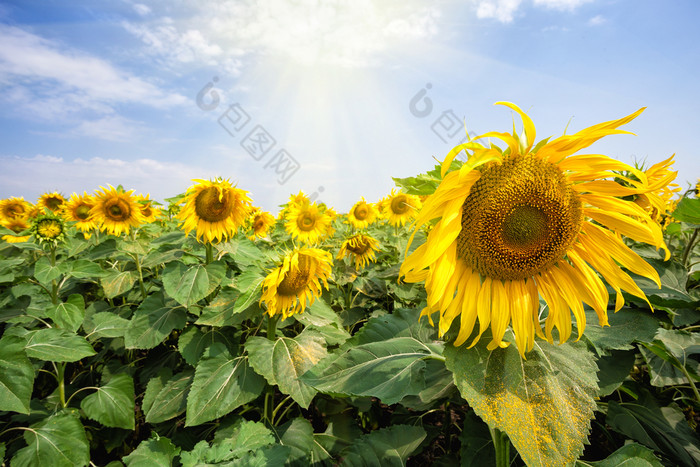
[133,252,147,300]
[50,245,59,305]
[205,242,214,265]
[682,227,699,267]
[56,362,67,409]
[267,315,279,341]
[678,361,700,403]
[490,426,510,467]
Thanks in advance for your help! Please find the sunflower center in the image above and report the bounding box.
[6,204,25,217]
[141,205,153,218]
[75,205,91,220]
[277,255,312,296]
[347,238,370,255]
[353,204,368,220]
[390,195,409,214]
[37,220,62,239]
[194,187,232,222]
[106,199,131,221]
[45,197,63,211]
[457,153,582,281]
[296,213,316,232]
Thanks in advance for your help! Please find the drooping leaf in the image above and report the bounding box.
[24,328,96,362]
[445,338,599,467]
[144,369,193,424]
[339,424,426,466]
[11,410,89,467]
[46,293,85,333]
[101,270,136,299]
[162,261,226,307]
[122,433,180,467]
[80,373,135,429]
[124,292,187,349]
[0,335,34,414]
[185,343,265,427]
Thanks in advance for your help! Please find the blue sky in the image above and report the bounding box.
[0,0,698,213]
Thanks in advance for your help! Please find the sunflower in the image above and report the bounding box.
[260,248,333,319]
[278,191,310,220]
[63,192,98,233]
[1,217,30,243]
[135,194,161,224]
[31,213,66,245]
[284,202,334,244]
[37,191,66,213]
[91,185,145,236]
[178,178,252,243]
[632,156,680,222]
[337,233,380,270]
[347,198,379,229]
[247,208,276,240]
[400,102,671,358]
[0,197,31,221]
[383,189,422,227]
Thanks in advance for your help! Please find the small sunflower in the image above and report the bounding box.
[247,208,276,240]
[135,194,161,224]
[347,198,379,229]
[284,202,334,244]
[400,102,672,358]
[177,178,252,243]
[278,191,311,220]
[37,191,66,213]
[632,156,681,222]
[63,192,98,233]
[91,185,145,236]
[31,213,66,245]
[338,233,380,270]
[0,197,31,221]
[1,217,30,243]
[260,248,333,319]
[383,189,422,227]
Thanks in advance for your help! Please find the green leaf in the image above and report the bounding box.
[247,333,328,408]
[231,268,266,312]
[67,259,107,279]
[24,328,96,362]
[302,336,438,405]
[180,420,278,466]
[122,433,180,467]
[460,410,497,467]
[582,308,660,356]
[144,369,193,424]
[185,343,265,427]
[444,338,599,467]
[80,373,135,429]
[33,256,63,284]
[671,196,700,224]
[11,410,89,467]
[195,287,254,327]
[216,237,269,267]
[124,292,187,349]
[177,324,235,366]
[345,307,437,347]
[0,335,34,414]
[101,270,136,299]
[0,442,5,463]
[46,293,85,333]
[633,258,699,309]
[273,417,314,465]
[339,425,426,466]
[83,311,130,340]
[312,415,362,463]
[141,369,171,416]
[640,328,700,387]
[606,391,700,466]
[596,349,636,397]
[162,261,226,307]
[576,443,663,466]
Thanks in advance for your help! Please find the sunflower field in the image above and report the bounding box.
[1,104,699,467]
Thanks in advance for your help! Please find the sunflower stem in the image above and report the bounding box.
[490,426,510,467]
[49,244,59,305]
[56,361,67,409]
[205,242,214,265]
[267,314,279,341]
[681,227,699,268]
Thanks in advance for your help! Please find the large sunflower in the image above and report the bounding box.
[260,248,333,319]
[383,189,422,227]
[347,198,379,229]
[400,102,671,358]
[284,202,334,244]
[37,191,66,213]
[337,233,380,270]
[63,192,98,233]
[91,185,145,236]
[177,178,252,243]
[0,197,31,221]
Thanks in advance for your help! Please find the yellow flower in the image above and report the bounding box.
[347,198,379,229]
[284,202,334,244]
[91,185,145,236]
[63,192,98,233]
[0,197,31,221]
[2,234,31,243]
[383,189,422,227]
[1,216,29,234]
[633,155,681,222]
[337,233,380,270]
[135,194,161,224]
[177,178,253,243]
[32,213,66,245]
[37,191,66,213]
[278,191,311,220]
[260,248,333,319]
[247,208,276,240]
[400,102,670,358]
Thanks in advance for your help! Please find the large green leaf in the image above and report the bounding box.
[67,259,107,279]
[301,336,439,405]
[606,391,700,466]
[46,293,85,333]
[671,196,700,224]
[273,417,314,465]
[83,311,130,340]
[247,332,328,408]
[122,433,180,467]
[444,338,599,467]
[185,343,265,427]
[124,292,187,349]
[162,260,226,307]
[144,369,193,424]
[24,328,96,362]
[581,308,660,356]
[339,424,426,466]
[575,443,663,467]
[11,410,89,467]
[101,270,136,299]
[596,349,636,397]
[312,415,363,464]
[632,259,699,309]
[640,328,700,387]
[80,373,135,429]
[0,335,34,414]
[344,307,437,347]
[33,256,64,284]
[178,324,235,366]
[460,410,497,467]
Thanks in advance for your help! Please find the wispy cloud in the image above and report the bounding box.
[474,0,594,23]
[588,14,606,26]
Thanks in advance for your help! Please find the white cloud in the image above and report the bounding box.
[474,0,594,23]
[132,3,151,16]
[533,0,593,10]
[588,14,606,26]
[72,115,141,142]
